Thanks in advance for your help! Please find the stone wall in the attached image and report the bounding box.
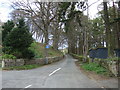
[71,54,119,77]
[2,55,64,68]
[2,59,25,67]
[25,58,44,65]
[93,59,119,77]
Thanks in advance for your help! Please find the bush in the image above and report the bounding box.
[11,50,23,59]
[34,55,43,58]
[22,49,35,59]
[2,47,12,54]
[29,42,43,58]
[2,49,35,59]
[2,54,16,59]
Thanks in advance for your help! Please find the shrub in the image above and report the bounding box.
[2,47,12,54]
[2,54,16,59]
[22,49,35,59]
[12,50,23,59]
[29,42,43,58]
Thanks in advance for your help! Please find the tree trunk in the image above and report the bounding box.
[53,31,59,50]
[44,23,49,45]
[112,2,118,49]
[117,1,120,49]
[103,2,112,57]
[78,35,83,55]
[44,31,49,45]
[83,28,88,62]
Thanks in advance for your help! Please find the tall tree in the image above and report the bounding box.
[58,2,90,62]
[117,1,120,49]
[2,20,15,43]
[12,1,59,45]
[103,2,112,57]
[89,17,105,48]
[4,19,34,59]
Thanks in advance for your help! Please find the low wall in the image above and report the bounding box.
[70,53,89,62]
[71,53,119,77]
[2,55,64,68]
[93,59,119,77]
[24,58,44,65]
[2,59,24,67]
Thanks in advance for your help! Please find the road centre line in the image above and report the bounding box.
[25,85,32,88]
[49,68,61,76]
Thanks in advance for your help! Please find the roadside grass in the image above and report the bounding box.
[72,53,114,76]
[29,42,63,59]
[81,62,113,76]
[2,64,42,70]
[48,49,63,57]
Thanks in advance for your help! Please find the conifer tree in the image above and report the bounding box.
[3,19,34,59]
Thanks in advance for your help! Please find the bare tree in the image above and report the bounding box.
[11,1,60,46]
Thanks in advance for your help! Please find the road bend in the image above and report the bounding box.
[2,55,118,88]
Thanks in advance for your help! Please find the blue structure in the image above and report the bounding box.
[45,45,50,49]
[89,49,96,58]
[96,48,108,59]
[89,48,108,59]
[114,49,120,57]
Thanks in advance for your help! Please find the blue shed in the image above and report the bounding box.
[114,49,120,57]
[89,49,97,58]
[96,48,108,59]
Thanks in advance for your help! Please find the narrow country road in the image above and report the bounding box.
[2,55,118,88]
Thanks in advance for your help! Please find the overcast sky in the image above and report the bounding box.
[0,0,105,22]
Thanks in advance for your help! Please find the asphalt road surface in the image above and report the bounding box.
[2,55,118,88]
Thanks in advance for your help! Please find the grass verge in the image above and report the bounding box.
[81,62,113,76]
[2,64,42,70]
[29,42,63,58]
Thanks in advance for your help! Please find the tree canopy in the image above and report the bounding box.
[2,19,34,59]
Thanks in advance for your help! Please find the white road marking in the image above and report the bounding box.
[49,68,61,76]
[25,85,32,88]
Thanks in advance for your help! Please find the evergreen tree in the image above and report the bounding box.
[2,20,14,45]
[4,19,34,59]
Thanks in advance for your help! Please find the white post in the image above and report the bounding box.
[2,60,4,68]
